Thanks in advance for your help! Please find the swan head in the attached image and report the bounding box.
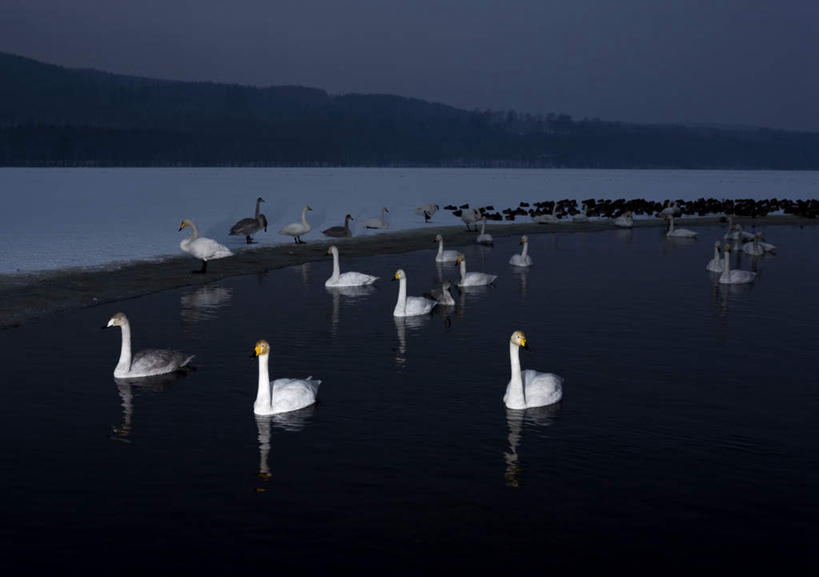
[252,339,270,358]
[433,234,443,243]
[714,241,721,248]
[393,269,406,281]
[520,235,528,244]
[725,243,732,253]
[345,214,353,222]
[327,245,338,255]
[178,219,194,232]
[257,197,265,203]
[384,207,390,213]
[104,312,129,329]
[511,330,530,351]
[304,205,313,212]
[455,253,465,265]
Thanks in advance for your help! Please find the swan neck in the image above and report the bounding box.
[301,208,309,226]
[331,250,341,279]
[254,199,261,219]
[508,341,525,405]
[187,221,199,242]
[723,250,731,274]
[480,219,486,234]
[437,239,444,257]
[459,259,467,282]
[394,276,407,315]
[117,322,133,373]
[521,241,528,259]
[256,354,271,410]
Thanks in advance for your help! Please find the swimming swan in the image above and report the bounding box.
[325,245,378,287]
[279,205,313,243]
[252,339,320,415]
[533,204,560,224]
[424,279,456,306]
[504,330,563,410]
[572,202,589,222]
[456,253,498,287]
[104,312,194,379]
[742,232,765,256]
[719,244,756,285]
[666,216,697,238]
[229,196,268,243]
[434,234,460,262]
[614,211,633,228]
[363,207,389,229]
[476,216,494,245]
[509,235,533,267]
[179,219,233,274]
[393,268,437,317]
[706,241,723,272]
[322,214,354,238]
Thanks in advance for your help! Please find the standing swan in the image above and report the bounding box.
[229,197,268,244]
[434,234,460,262]
[104,312,194,379]
[392,269,437,317]
[455,253,498,287]
[279,205,313,244]
[719,244,756,285]
[325,245,378,287]
[252,339,320,415]
[179,219,233,274]
[363,207,389,229]
[509,235,533,267]
[706,241,723,272]
[504,330,563,410]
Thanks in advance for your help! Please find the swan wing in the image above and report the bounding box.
[330,272,378,287]
[186,237,233,260]
[270,377,321,414]
[522,369,563,407]
[230,217,259,235]
[129,349,195,377]
[404,296,437,315]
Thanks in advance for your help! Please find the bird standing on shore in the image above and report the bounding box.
[229,197,267,244]
[179,218,233,274]
[322,214,354,238]
[279,205,313,244]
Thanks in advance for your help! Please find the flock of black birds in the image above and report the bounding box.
[445,197,819,222]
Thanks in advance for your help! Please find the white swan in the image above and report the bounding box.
[719,244,756,285]
[724,219,755,242]
[757,235,776,253]
[666,216,697,238]
[658,200,681,218]
[424,279,456,306]
[503,330,563,410]
[742,232,765,256]
[104,312,194,379]
[229,196,268,244]
[461,207,481,231]
[476,216,494,245]
[509,235,533,267]
[415,203,439,222]
[706,241,723,272]
[279,205,313,244]
[179,218,233,274]
[392,268,437,317]
[322,214,354,238]
[533,203,560,224]
[434,234,460,262]
[614,211,633,228]
[325,245,378,287]
[363,207,389,229]
[252,339,320,415]
[572,202,589,222]
[456,253,498,287]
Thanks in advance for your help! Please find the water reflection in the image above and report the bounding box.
[393,315,429,367]
[180,285,232,324]
[504,404,560,488]
[111,372,188,442]
[255,408,315,486]
[511,266,529,298]
[326,285,377,335]
[615,228,633,244]
[300,262,311,285]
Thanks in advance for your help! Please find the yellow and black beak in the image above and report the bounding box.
[520,338,530,351]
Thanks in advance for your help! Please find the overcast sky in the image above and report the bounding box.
[1,0,817,131]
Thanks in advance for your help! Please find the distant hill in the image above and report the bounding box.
[2,51,819,168]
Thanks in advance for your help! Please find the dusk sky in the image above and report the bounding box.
[2,0,817,131]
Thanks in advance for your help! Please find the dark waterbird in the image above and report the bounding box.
[229,197,268,244]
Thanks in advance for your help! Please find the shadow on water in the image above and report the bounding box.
[255,406,316,486]
[180,284,232,324]
[504,404,561,488]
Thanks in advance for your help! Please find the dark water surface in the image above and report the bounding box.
[2,224,818,573]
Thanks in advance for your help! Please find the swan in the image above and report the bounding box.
[424,279,456,306]
[476,216,494,245]
[614,211,633,228]
[503,330,563,410]
[706,241,723,272]
[724,219,755,242]
[666,216,697,238]
[179,219,233,274]
[392,268,437,317]
[434,234,460,262]
[104,312,194,379]
[461,207,481,231]
[362,207,389,229]
[415,203,439,222]
[322,214,354,238]
[572,202,589,222]
[758,235,776,253]
[658,200,681,218]
[325,245,378,287]
[719,244,756,285]
[279,205,313,243]
[455,253,498,287]
[252,339,320,415]
[742,232,766,256]
[509,235,533,267]
[533,204,559,224]
[229,196,268,244]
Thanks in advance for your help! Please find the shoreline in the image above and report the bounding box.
[1,215,812,329]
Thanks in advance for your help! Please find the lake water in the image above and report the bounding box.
[2,224,818,572]
[1,167,818,273]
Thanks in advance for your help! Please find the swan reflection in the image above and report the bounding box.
[615,228,633,244]
[511,265,529,298]
[180,285,232,323]
[111,372,188,442]
[255,408,315,485]
[327,284,376,334]
[504,404,560,488]
[393,315,428,367]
